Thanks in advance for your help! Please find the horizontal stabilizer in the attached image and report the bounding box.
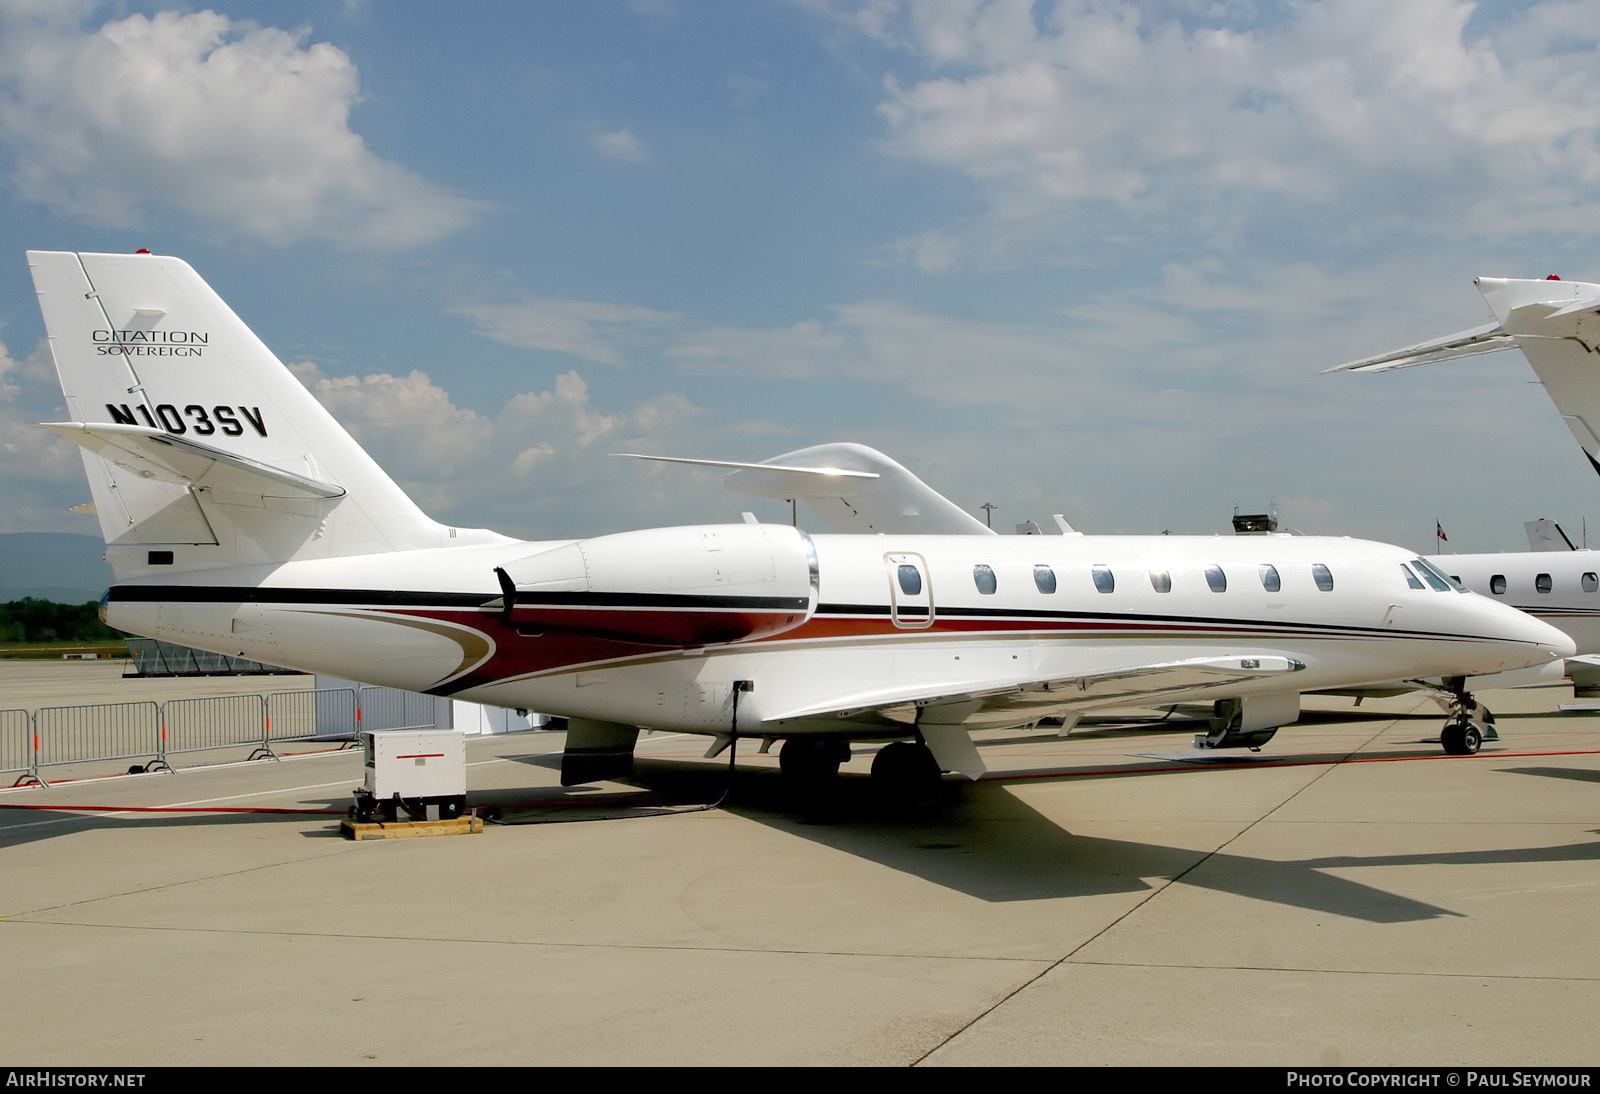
[1324,322,1515,374]
[1543,293,1600,320]
[43,422,346,501]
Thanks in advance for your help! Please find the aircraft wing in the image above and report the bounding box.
[615,453,880,481]
[620,442,997,535]
[43,422,346,501]
[765,653,1305,725]
[1323,322,1516,373]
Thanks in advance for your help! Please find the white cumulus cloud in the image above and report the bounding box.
[454,297,682,365]
[0,4,483,248]
[851,0,1600,266]
[293,361,731,537]
[591,126,651,164]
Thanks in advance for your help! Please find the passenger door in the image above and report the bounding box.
[886,553,934,629]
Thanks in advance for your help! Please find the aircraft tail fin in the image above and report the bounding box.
[28,250,501,580]
[1329,274,1600,480]
[1524,517,1576,552]
[1474,277,1600,478]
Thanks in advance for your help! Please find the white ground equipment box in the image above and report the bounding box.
[351,728,467,822]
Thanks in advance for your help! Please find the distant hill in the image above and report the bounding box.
[0,532,113,603]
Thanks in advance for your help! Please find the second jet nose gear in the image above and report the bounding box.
[1438,678,1496,756]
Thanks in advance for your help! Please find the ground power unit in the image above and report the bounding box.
[351,728,467,822]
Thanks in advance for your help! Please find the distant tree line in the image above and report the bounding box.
[0,598,124,644]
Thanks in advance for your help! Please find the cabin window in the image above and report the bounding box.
[1585,573,1599,593]
[1205,565,1227,593]
[1259,564,1281,593]
[1312,564,1334,592]
[1034,565,1057,594]
[1403,565,1425,590]
[1489,574,1507,595]
[1092,565,1115,594]
[973,564,997,595]
[1536,573,1553,594]
[897,564,922,596]
[1149,569,1172,593]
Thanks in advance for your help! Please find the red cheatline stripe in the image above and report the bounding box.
[395,753,445,759]
[0,803,343,814]
[983,747,1600,783]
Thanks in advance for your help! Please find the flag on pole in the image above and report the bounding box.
[1436,520,1448,543]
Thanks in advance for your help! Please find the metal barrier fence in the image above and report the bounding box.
[35,700,162,772]
[357,686,449,732]
[3,685,465,786]
[164,693,270,759]
[2,708,34,786]
[266,688,359,742]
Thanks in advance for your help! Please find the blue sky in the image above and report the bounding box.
[3,0,1600,551]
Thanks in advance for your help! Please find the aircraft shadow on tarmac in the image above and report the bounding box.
[1500,765,1600,785]
[481,754,1600,925]
[8,745,1595,928]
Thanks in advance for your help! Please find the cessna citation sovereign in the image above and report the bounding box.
[26,252,1573,806]
[1330,275,1600,673]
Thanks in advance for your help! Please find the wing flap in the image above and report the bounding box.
[43,422,346,501]
[765,654,1305,724]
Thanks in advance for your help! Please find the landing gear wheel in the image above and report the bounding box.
[871,740,943,809]
[779,737,847,783]
[1441,720,1482,756]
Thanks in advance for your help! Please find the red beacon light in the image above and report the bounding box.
[135,248,151,254]
[1547,274,1561,280]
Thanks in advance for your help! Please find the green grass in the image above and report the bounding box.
[0,639,130,660]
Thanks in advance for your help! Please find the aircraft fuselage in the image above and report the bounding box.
[104,529,1569,740]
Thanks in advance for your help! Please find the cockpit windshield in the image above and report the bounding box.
[1412,558,1466,592]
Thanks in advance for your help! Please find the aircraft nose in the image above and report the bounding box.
[1503,604,1575,662]
[1536,616,1577,660]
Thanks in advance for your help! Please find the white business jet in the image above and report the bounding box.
[1328,275,1600,670]
[27,252,1572,805]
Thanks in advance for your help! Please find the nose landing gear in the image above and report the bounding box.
[1440,718,1483,756]
[1438,678,1495,756]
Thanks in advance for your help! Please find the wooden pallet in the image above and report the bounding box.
[340,815,484,840]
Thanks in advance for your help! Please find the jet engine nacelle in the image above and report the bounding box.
[496,523,818,648]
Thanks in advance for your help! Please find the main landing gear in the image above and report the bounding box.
[869,740,943,809]
[1439,678,1495,756]
[775,736,946,809]
[778,737,850,784]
